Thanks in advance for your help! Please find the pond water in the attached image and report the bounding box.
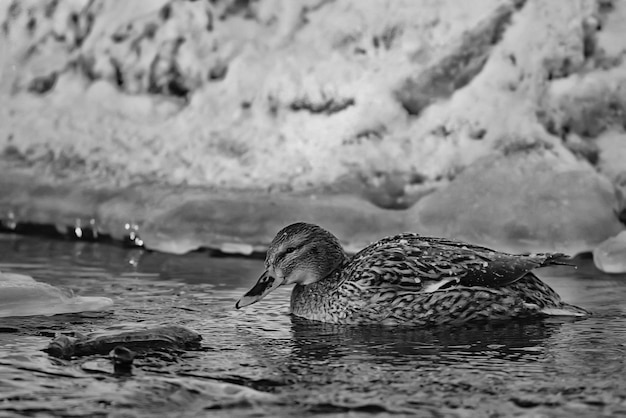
[0,233,625,417]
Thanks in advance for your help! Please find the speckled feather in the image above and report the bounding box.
[342,233,569,290]
[289,231,588,325]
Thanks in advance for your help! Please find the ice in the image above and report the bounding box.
[593,231,626,274]
[0,271,113,317]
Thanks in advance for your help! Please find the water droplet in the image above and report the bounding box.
[122,222,142,246]
[127,250,144,267]
[4,211,17,230]
[89,219,99,239]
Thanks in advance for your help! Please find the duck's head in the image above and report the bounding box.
[235,222,347,309]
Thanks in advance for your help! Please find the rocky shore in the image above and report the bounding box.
[0,0,624,269]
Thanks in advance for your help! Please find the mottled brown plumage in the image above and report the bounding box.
[236,223,589,325]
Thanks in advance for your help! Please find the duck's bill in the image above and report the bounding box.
[235,271,283,309]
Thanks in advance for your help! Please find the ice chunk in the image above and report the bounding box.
[0,271,113,317]
[593,231,626,274]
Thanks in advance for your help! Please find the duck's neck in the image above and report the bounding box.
[291,257,348,296]
[289,261,349,321]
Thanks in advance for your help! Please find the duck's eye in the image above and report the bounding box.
[283,246,297,255]
[274,246,299,264]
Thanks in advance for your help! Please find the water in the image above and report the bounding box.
[0,234,625,417]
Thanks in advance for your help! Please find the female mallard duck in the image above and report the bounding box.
[235,223,589,325]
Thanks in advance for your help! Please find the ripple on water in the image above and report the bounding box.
[0,234,625,417]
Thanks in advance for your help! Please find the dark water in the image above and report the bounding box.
[0,234,625,417]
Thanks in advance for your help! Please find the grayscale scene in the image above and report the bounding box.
[0,0,625,417]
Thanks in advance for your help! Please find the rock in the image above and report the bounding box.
[109,346,137,366]
[542,71,626,151]
[593,231,626,273]
[614,171,626,224]
[413,147,624,254]
[395,1,520,116]
[0,0,603,191]
[0,271,113,318]
[110,345,137,373]
[597,132,626,182]
[45,324,202,359]
[0,0,624,256]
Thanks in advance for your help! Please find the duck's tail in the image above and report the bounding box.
[540,302,590,317]
[517,273,590,317]
[540,253,576,268]
[535,256,588,317]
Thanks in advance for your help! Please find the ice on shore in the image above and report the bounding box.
[0,271,113,318]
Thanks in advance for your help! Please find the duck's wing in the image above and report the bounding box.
[345,233,570,292]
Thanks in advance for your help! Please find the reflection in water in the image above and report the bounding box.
[274,319,559,412]
[289,316,559,361]
[0,234,625,417]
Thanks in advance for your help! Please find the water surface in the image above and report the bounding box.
[0,234,625,417]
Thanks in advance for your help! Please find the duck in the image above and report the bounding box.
[235,222,589,325]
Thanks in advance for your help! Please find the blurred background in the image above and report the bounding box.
[0,0,625,270]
